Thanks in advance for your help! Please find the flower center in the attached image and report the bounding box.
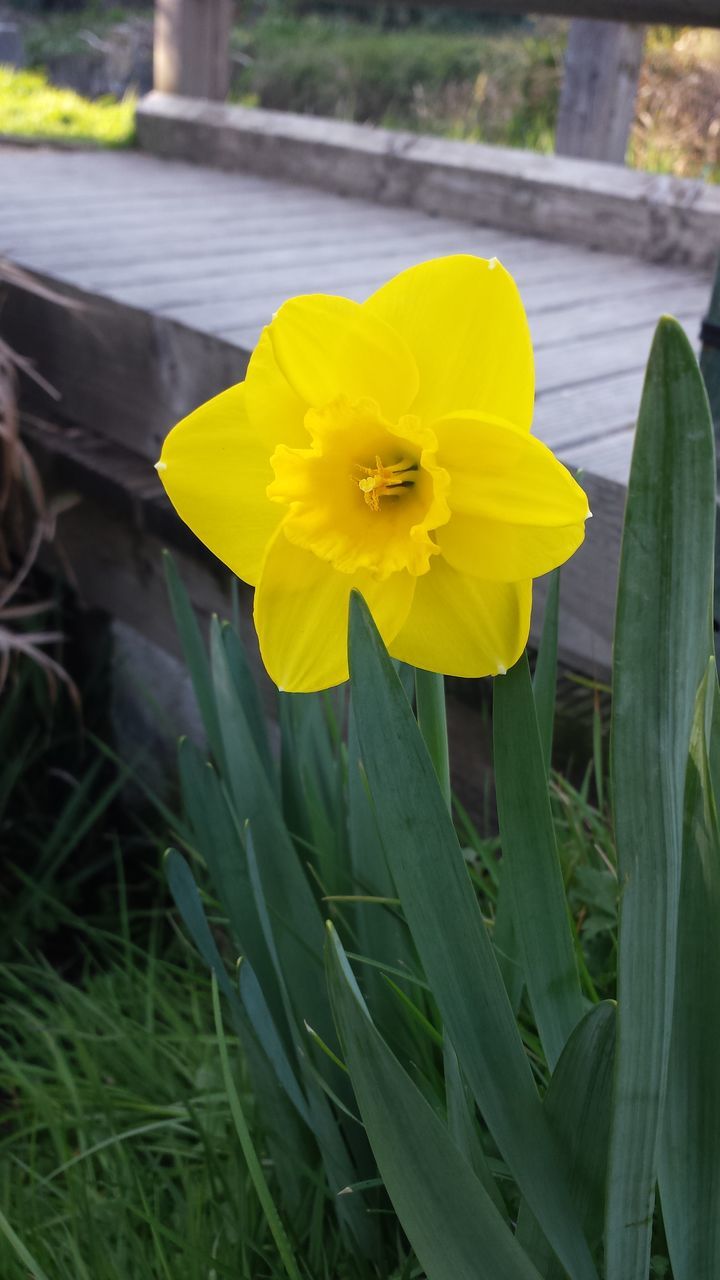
[355,456,418,512]
[267,397,450,580]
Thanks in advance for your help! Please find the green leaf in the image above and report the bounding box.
[347,698,421,1050]
[493,653,584,1069]
[211,975,303,1280]
[348,594,598,1280]
[163,550,224,768]
[221,621,276,788]
[533,568,560,772]
[209,617,333,1048]
[443,1032,508,1222]
[244,828,381,1260]
[660,662,720,1280]
[177,736,288,1043]
[606,318,716,1279]
[516,1002,616,1278]
[326,924,543,1280]
[164,848,309,1124]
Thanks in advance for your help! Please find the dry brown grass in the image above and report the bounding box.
[631,28,720,181]
[0,262,78,702]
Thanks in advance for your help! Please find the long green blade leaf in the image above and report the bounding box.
[212,975,303,1280]
[606,318,716,1279]
[178,736,288,1042]
[517,1002,616,1278]
[533,567,560,771]
[348,594,598,1280]
[209,617,333,1046]
[164,847,309,1122]
[326,924,542,1280]
[494,652,584,1069]
[443,1032,508,1221]
[660,662,720,1279]
[163,550,225,768]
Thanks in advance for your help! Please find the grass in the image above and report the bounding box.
[22,6,149,65]
[231,13,562,155]
[0,913,281,1280]
[0,900,420,1280]
[0,66,135,147]
[0,629,619,1278]
[231,13,720,180]
[10,6,720,178]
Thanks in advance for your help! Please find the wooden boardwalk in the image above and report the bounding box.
[4,145,712,480]
[1,143,714,674]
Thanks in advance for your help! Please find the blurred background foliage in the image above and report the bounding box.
[0,2,718,179]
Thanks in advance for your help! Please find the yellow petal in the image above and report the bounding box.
[244,326,310,452]
[267,294,419,421]
[436,410,589,522]
[364,256,534,429]
[389,558,531,677]
[157,383,280,587]
[433,411,589,579]
[254,526,416,692]
[439,512,586,581]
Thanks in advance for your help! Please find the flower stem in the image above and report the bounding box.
[415,668,451,810]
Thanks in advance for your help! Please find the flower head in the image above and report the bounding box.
[156,256,589,692]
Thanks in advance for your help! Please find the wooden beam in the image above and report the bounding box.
[350,0,720,25]
[153,0,233,100]
[556,20,646,166]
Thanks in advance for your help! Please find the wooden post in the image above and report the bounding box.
[154,0,233,100]
[556,19,646,165]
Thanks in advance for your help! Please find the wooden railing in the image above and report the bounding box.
[152,0,718,167]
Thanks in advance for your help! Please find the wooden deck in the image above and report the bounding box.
[2,142,714,675]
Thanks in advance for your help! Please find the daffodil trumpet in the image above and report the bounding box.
[156,255,589,693]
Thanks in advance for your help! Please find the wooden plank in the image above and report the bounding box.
[2,274,246,462]
[180,259,699,341]
[70,236,628,305]
[563,429,636,485]
[136,94,720,269]
[537,374,639,443]
[5,218,606,284]
[120,251,699,317]
[556,20,646,165]
[531,283,706,349]
[352,0,720,25]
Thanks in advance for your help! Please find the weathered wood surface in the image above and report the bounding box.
[351,0,720,23]
[136,94,720,271]
[153,0,232,100]
[1,143,713,676]
[556,20,646,166]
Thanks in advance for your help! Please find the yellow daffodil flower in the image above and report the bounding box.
[156,256,589,693]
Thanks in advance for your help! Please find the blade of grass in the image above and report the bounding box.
[212,975,303,1280]
[0,1204,51,1280]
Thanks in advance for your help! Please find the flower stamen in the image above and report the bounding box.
[354,455,418,512]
